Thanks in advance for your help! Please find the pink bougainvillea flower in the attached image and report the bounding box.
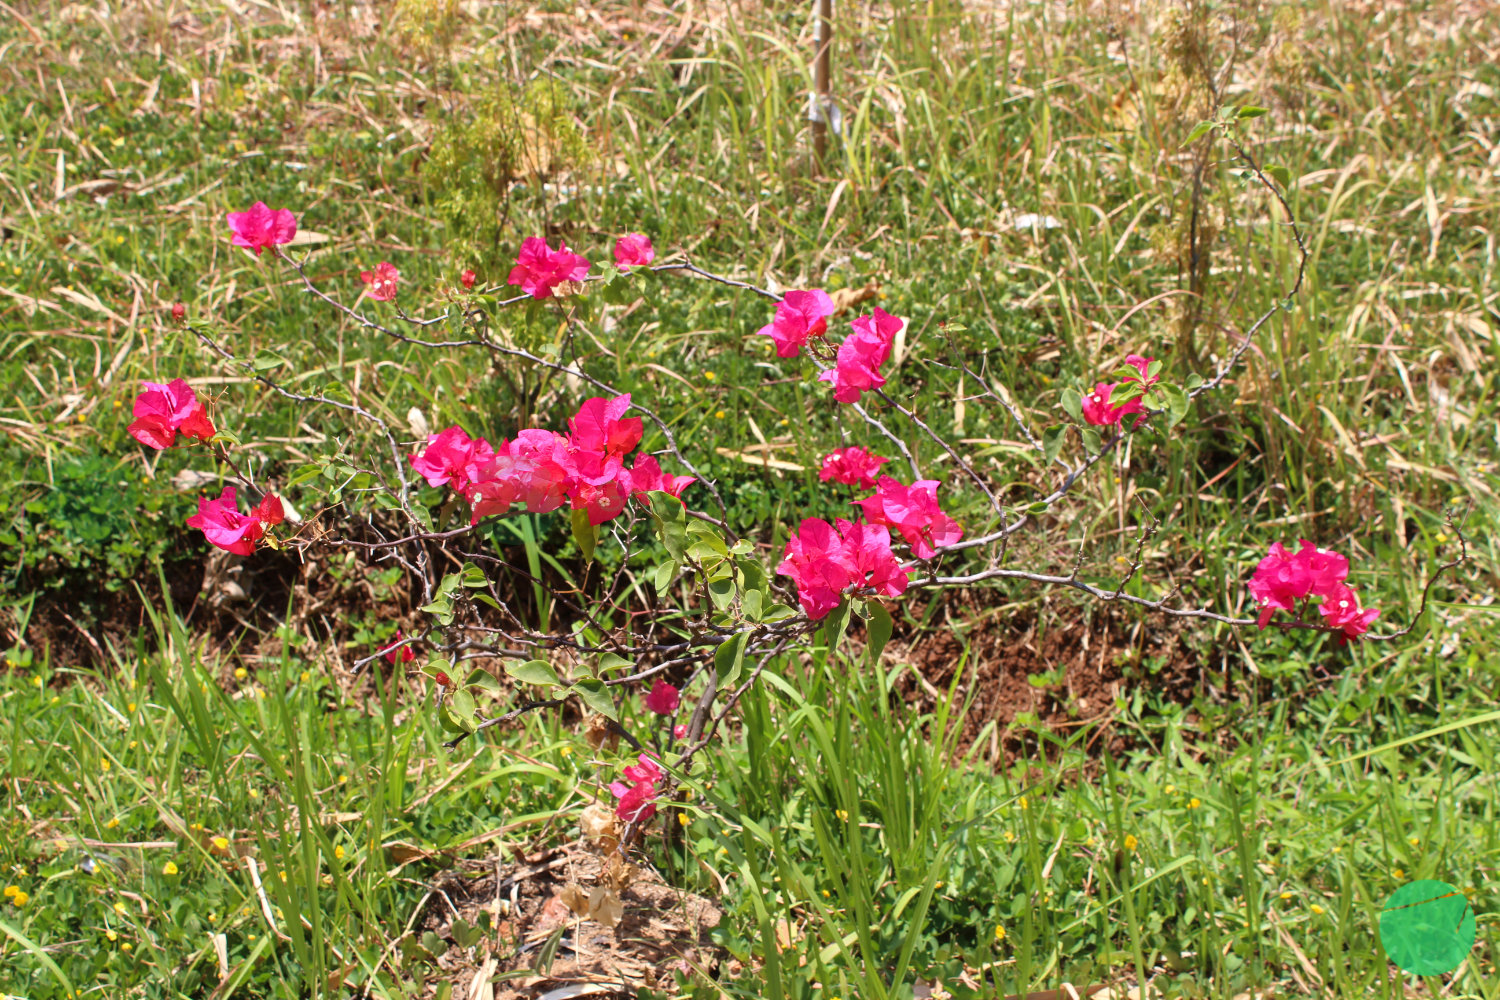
[757,289,836,358]
[460,268,477,290]
[673,724,688,740]
[1247,541,1313,628]
[129,378,216,450]
[610,753,664,824]
[186,486,283,556]
[644,680,680,716]
[836,519,910,599]
[622,454,696,503]
[1294,539,1350,595]
[776,517,911,620]
[1081,382,1146,428]
[409,426,495,493]
[1317,583,1380,644]
[855,475,963,560]
[568,394,643,461]
[819,446,889,490]
[380,631,416,666]
[468,429,573,522]
[819,307,903,403]
[507,236,591,299]
[614,233,655,270]
[170,302,186,323]
[225,201,297,256]
[569,477,630,525]
[360,261,400,301]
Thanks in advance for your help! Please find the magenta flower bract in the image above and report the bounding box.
[186,486,284,556]
[644,680,680,715]
[818,307,903,403]
[381,631,416,666]
[1248,539,1376,641]
[507,237,591,299]
[609,753,664,824]
[225,201,297,256]
[757,289,836,358]
[855,475,963,560]
[128,378,216,450]
[460,269,477,289]
[819,446,889,490]
[622,455,696,503]
[614,233,655,270]
[409,427,496,493]
[360,261,399,301]
[776,517,911,620]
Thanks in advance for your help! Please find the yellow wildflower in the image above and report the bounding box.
[162,861,178,876]
[1123,834,1138,852]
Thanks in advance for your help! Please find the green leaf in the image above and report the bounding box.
[466,670,504,695]
[1161,384,1190,428]
[445,688,478,733]
[573,678,617,720]
[822,599,853,652]
[1060,386,1084,423]
[419,594,454,627]
[762,603,797,622]
[708,573,737,612]
[1184,373,1204,391]
[742,588,764,621]
[1183,120,1215,145]
[252,349,288,371]
[506,659,561,688]
[646,492,688,562]
[598,653,633,676]
[1235,105,1270,119]
[1379,880,1476,976]
[1265,163,1292,189]
[460,562,487,588]
[714,631,748,688]
[866,602,893,667]
[570,508,597,563]
[1041,425,1066,465]
[286,463,325,489]
[1027,501,1050,514]
[943,322,968,333]
[652,561,677,593]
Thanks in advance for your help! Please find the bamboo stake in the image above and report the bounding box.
[812,0,832,173]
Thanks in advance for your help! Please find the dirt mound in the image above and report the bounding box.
[405,845,725,999]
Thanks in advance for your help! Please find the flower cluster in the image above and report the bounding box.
[360,262,400,301]
[777,517,910,620]
[819,446,888,490]
[610,753,663,824]
[186,486,285,556]
[1248,540,1380,642]
[614,233,655,270]
[508,237,591,299]
[381,632,416,666]
[226,201,297,256]
[128,379,216,450]
[408,394,695,527]
[1082,354,1157,428]
[758,289,835,358]
[820,307,903,404]
[856,476,964,560]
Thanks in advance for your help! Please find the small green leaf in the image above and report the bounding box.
[822,599,853,652]
[1161,384,1190,428]
[866,602,893,667]
[252,349,288,372]
[653,561,677,592]
[573,678,617,720]
[505,659,561,688]
[1185,373,1204,391]
[598,653,633,676]
[1080,427,1102,455]
[1265,163,1292,189]
[286,463,325,489]
[446,688,478,733]
[943,322,968,333]
[1183,120,1215,145]
[1060,386,1084,423]
[1235,105,1269,119]
[708,573,737,612]
[646,492,688,562]
[714,631,748,688]
[570,508,597,563]
[762,604,797,622]
[1041,425,1066,465]
[1027,501,1050,514]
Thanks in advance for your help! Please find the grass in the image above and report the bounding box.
[2,0,1499,997]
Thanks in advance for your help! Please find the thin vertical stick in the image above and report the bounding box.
[812,0,833,172]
